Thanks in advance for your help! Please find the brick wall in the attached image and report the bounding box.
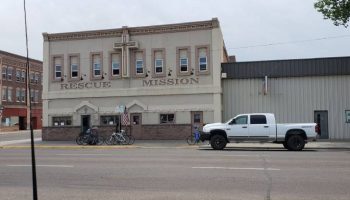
[42,124,191,141]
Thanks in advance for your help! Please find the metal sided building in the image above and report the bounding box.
[221,56,350,140]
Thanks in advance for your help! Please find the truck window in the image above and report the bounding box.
[233,116,248,124]
[250,115,267,124]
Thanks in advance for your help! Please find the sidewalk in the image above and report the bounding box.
[1,139,350,150]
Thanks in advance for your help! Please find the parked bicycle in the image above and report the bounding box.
[76,127,104,145]
[187,127,202,145]
[121,129,135,145]
[105,130,130,145]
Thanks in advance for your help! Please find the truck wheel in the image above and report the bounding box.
[282,142,288,150]
[210,135,227,150]
[286,134,305,151]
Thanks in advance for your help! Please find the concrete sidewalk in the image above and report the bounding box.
[1,139,350,150]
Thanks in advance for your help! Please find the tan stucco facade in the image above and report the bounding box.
[42,18,226,140]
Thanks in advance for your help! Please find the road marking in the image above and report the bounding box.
[7,164,74,168]
[56,153,113,156]
[192,167,280,171]
[0,138,41,146]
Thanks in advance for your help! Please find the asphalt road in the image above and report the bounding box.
[1,147,350,200]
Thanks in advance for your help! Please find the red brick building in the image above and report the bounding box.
[0,50,42,131]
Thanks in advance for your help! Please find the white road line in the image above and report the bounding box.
[192,167,280,171]
[56,154,113,156]
[7,165,74,168]
[0,138,41,146]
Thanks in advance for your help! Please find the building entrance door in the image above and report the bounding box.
[191,111,203,133]
[81,115,91,134]
[314,111,328,139]
[130,113,142,138]
[19,117,26,130]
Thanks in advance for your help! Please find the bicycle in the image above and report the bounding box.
[76,127,104,145]
[105,130,130,145]
[187,128,202,145]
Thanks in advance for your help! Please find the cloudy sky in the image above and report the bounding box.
[1,0,349,61]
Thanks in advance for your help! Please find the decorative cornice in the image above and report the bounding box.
[43,18,220,42]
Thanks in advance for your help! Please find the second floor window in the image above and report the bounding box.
[92,54,102,77]
[21,70,26,82]
[70,55,79,79]
[1,66,6,80]
[7,87,12,102]
[35,73,39,84]
[180,58,188,72]
[136,60,143,74]
[2,87,7,101]
[155,59,163,74]
[16,88,21,102]
[111,53,121,76]
[53,56,63,80]
[16,70,21,82]
[21,88,26,102]
[30,72,35,83]
[7,67,13,80]
[198,47,208,71]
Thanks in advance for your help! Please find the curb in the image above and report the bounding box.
[0,145,200,150]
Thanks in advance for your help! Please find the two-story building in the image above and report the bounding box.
[0,50,43,131]
[42,18,228,140]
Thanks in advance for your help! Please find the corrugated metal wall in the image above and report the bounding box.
[222,76,350,140]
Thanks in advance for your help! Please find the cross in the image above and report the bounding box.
[114,27,139,77]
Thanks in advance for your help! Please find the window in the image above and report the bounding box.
[30,72,35,83]
[2,87,7,101]
[196,46,209,74]
[7,87,12,102]
[53,56,63,80]
[231,116,248,125]
[180,58,188,72]
[16,70,21,82]
[153,49,165,76]
[21,88,26,102]
[178,48,189,73]
[7,67,12,80]
[136,60,143,74]
[34,73,39,84]
[21,70,26,82]
[250,115,267,124]
[346,110,350,123]
[100,115,120,125]
[69,55,79,79]
[193,113,201,123]
[1,66,6,80]
[30,89,34,102]
[34,90,39,103]
[16,88,21,102]
[52,116,72,126]
[134,50,145,76]
[92,53,102,77]
[155,59,163,74]
[160,114,175,124]
[111,53,121,76]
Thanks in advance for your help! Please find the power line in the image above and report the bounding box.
[228,34,350,50]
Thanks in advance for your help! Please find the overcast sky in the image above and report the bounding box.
[1,0,349,62]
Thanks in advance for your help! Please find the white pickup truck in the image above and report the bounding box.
[201,113,319,151]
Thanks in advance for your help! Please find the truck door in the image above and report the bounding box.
[249,115,274,141]
[227,115,249,140]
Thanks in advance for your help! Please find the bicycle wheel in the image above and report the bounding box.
[105,136,113,145]
[187,135,196,145]
[96,136,104,145]
[121,135,130,145]
[81,135,90,145]
[128,135,135,145]
[76,135,83,145]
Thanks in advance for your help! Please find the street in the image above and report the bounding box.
[1,146,350,200]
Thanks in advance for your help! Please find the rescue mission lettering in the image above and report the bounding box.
[60,82,111,90]
[143,77,199,87]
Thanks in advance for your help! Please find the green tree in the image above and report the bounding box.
[314,0,350,27]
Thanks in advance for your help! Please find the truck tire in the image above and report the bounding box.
[286,134,305,151]
[210,135,227,150]
[282,142,288,150]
